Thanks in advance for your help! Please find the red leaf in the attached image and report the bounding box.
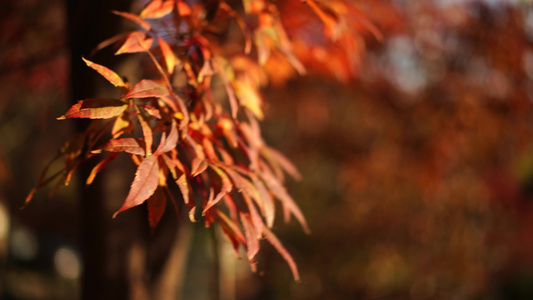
[112,10,151,31]
[86,153,119,185]
[147,188,167,230]
[125,79,168,99]
[113,155,159,218]
[263,226,300,282]
[191,157,208,177]
[93,138,146,156]
[154,122,178,155]
[240,213,259,271]
[82,57,125,87]
[140,0,174,19]
[115,31,154,55]
[57,98,127,120]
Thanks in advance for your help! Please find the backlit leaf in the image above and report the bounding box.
[115,31,154,55]
[176,174,189,204]
[158,37,178,74]
[235,78,264,119]
[112,113,132,138]
[125,79,168,99]
[176,1,191,16]
[113,155,159,218]
[112,10,151,31]
[140,0,174,19]
[57,98,127,120]
[82,57,125,87]
[86,153,119,185]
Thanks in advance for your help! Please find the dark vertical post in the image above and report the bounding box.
[65,0,131,298]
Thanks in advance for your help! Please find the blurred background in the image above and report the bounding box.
[3,0,533,299]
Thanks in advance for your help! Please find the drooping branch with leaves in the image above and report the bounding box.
[26,0,377,280]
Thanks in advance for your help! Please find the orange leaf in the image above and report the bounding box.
[176,174,189,204]
[86,153,119,185]
[93,138,146,156]
[263,226,300,281]
[57,98,127,120]
[125,79,168,99]
[157,37,178,74]
[176,1,191,16]
[191,157,208,177]
[113,155,159,218]
[147,188,167,230]
[115,31,154,55]
[112,10,151,31]
[140,0,174,19]
[154,122,178,155]
[82,57,125,87]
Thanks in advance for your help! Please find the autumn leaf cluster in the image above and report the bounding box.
[26,0,375,279]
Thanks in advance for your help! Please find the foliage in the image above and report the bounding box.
[25,0,376,280]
